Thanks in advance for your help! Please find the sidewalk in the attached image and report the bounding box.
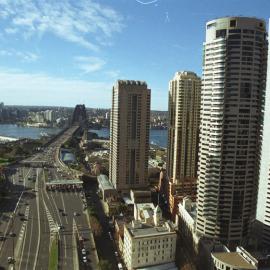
[84,208,99,269]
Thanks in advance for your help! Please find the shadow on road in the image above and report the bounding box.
[83,178,119,269]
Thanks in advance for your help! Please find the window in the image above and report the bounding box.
[230,19,236,27]
[229,29,240,33]
[243,29,254,34]
[240,82,251,98]
[216,29,227,38]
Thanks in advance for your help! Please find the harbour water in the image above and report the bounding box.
[0,124,62,140]
[90,128,168,148]
[0,124,168,148]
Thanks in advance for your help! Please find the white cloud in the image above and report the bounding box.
[135,0,159,5]
[0,50,12,56]
[17,51,39,62]
[4,28,18,34]
[0,49,39,62]
[74,56,106,73]
[0,68,112,107]
[0,0,124,51]
[106,70,121,79]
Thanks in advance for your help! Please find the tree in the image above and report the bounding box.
[99,259,113,270]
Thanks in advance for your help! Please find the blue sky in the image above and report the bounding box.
[0,0,269,110]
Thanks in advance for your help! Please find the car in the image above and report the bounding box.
[58,208,63,212]
[9,232,16,237]
[20,217,27,221]
[115,251,118,257]
[58,225,64,230]
[82,248,86,255]
[62,212,67,216]
[0,236,6,241]
[82,256,87,263]
[118,263,123,270]
[18,212,24,217]
[73,212,79,216]
[7,257,14,264]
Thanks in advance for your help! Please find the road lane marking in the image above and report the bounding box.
[18,206,30,241]
[0,173,30,257]
[24,211,34,270]
[18,216,29,270]
[60,192,68,224]
[33,172,41,270]
[43,174,68,265]
[23,168,32,188]
[49,192,68,260]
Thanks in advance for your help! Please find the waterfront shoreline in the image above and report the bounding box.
[89,127,168,149]
[0,124,62,140]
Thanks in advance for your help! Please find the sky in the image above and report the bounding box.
[0,0,270,110]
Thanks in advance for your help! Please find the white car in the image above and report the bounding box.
[7,257,14,264]
[58,225,64,230]
[118,263,123,270]
[82,248,86,255]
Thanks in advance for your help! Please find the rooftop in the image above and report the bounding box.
[173,71,200,80]
[97,174,115,191]
[117,80,147,86]
[123,196,133,205]
[137,262,177,270]
[212,252,257,269]
[46,179,83,185]
[127,222,175,238]
[136,203,155,212]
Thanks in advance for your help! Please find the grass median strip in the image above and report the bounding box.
[48,235,59,270]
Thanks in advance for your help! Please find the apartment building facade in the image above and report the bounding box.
[109,80,151,193]
[195,17,268,248]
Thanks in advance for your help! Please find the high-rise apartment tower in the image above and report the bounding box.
[109,80,151,193]
[195,17,267,248]
[167,71,201,216]
[257,19,270,249]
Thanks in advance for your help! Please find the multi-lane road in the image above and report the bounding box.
[0,126,99,270]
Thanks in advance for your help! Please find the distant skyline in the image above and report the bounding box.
[0,0,270,110]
